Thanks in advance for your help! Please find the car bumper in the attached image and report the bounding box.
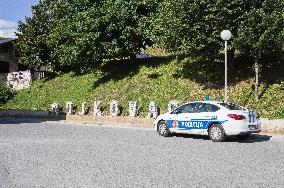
[223,121,261,136]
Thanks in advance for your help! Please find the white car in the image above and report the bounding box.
[154,101,261,142]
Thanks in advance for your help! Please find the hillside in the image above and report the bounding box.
[2,57,284,119]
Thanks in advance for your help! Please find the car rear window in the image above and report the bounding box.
[218,103,243,110]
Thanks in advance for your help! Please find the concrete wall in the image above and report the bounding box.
[260,118,284,134]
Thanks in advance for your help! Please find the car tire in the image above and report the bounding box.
[209,124,225,142]
[158,121,171,137]
[236,133,251,139]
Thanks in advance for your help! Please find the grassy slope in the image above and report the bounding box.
[2,57,284,119]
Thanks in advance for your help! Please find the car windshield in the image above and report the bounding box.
[218,102,244,110]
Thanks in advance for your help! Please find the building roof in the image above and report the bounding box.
[0,38,16,45]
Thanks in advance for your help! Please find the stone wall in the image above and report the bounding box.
[7,70,32,90]
[0,70,46,87]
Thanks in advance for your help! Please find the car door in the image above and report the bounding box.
[188,102,216,132]
[176,102,208,132]
[179,102,221,133]
[166,103,194,130]
[168,102,221,133]
[167,103,206,132]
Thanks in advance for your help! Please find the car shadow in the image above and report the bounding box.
[172,133,211,141]
[225,134,271,143]
[172,133,271,143]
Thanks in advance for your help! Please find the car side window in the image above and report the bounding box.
[171,103,194,114]
[192,103,220,113]
[171,103,220,114]
[210,104,220,112]
[192,103,203,113]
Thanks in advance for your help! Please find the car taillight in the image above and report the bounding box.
[227,114,246,120]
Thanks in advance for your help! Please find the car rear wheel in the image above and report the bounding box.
[158,121,171,137]
[209,124,225,142]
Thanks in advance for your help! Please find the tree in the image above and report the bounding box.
[16,0,52,70]
[152,0,252,59]
[16,0,157,72]
[234,0,284,101]
[152,0,284,101]
[50,0,158,72]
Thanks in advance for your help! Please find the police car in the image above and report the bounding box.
[154,101,261,142]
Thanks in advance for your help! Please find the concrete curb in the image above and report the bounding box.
[0,110,49,118]
[65,115,154,126]
[0,110,67,121]
[260,118,284,134]
[0,110,283,134]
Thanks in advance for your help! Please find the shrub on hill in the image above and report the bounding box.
[0,84,13,105]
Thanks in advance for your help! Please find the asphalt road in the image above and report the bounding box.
[0,119,284,188]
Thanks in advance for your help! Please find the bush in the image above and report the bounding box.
[0,84,13,105]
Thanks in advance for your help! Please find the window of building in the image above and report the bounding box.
[0,47,9,54]
[0,61,10,73]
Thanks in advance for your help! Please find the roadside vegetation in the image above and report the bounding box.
[0,84,14,106]
[3,56,283,119]
[1,0,283,119]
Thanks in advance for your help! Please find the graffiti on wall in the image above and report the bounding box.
[7,70,32,90]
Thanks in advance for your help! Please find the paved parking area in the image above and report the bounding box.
[0,119,284,187]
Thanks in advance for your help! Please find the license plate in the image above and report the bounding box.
[249,125,258,130]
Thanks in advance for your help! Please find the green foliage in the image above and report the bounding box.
[16,0,283,72]
[16,0,157,72]
[0,84,13,105]
[152,0,252,58]
[16,0,52,69]
[13,1,284,119]
[234,0,284,57]
[152,0,284,61]
[3,58,284,119]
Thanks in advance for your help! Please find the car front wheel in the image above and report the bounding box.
[209,124,225,142]
[158,121,171,137]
